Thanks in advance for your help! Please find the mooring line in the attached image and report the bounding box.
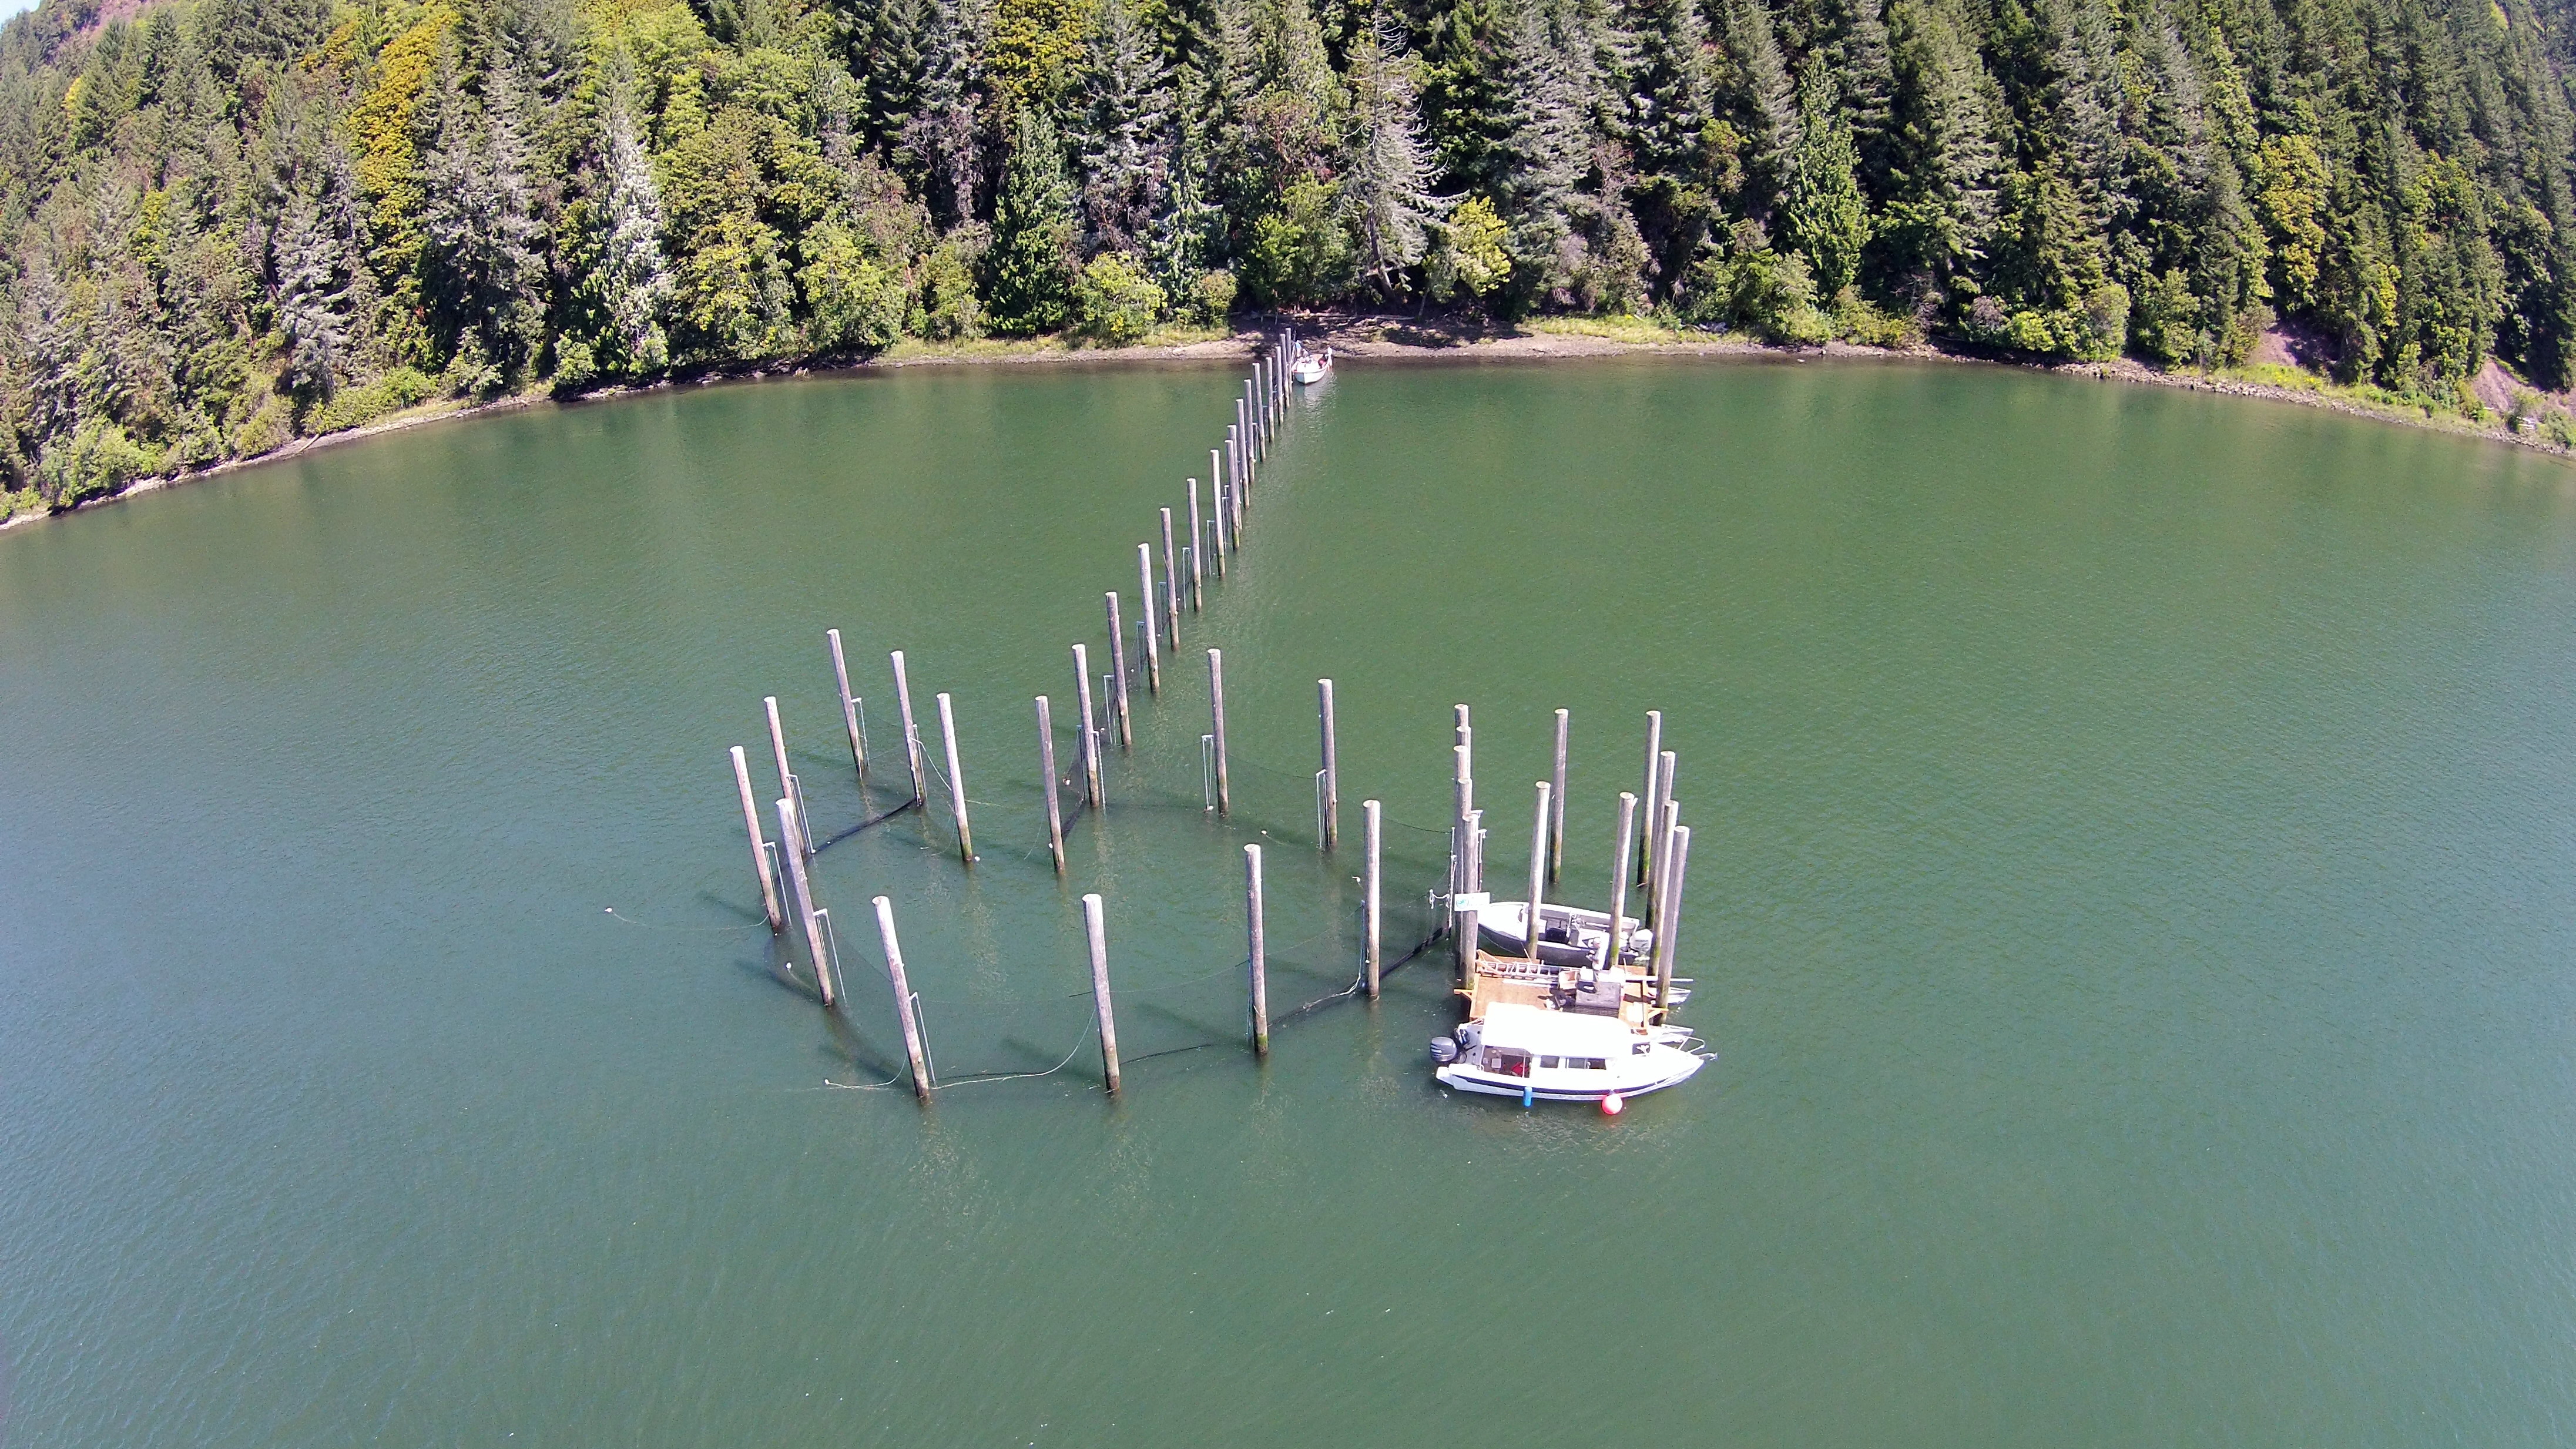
[813,795,923,853]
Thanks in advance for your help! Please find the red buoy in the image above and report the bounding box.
[1601,1093,1625,1117]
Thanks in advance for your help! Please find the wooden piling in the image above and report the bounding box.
[1104,592,1133,749]
[731,746,784,933]
[1649,751,1678,913]
[1317,677,1339,850]
[1159,507,1182,645]
[1083,893,1121,1094]
[1649,797,1679,934]
[1072,644,1105,807]
[1245,843,1269,1056]
[1209,449,1229,553]
[1208,648,1231,815]
[828,629,866,780]
[1036,696,1066,873]
[1363,799,1383,998]
[1186,479,1206,603]
[1136,546,1162,695]
[764,693,796,819]
[871,896,933,1100]
[1225,428,1243,540]
[777,797,834,1006]
[1653,826,1692,1017]
[891,652,928,804]
[935,692,974,864]
[1548,709,1569,882]
[1636,710,1663,884]
[1452,743,1475,974]
[1525,781,1551,960]
[1605,791,1638,968]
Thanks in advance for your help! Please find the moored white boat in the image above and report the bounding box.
[1433,955,1709,1108]
[1473,898,1655,971]
[1433,998,1705,1103]
[1289,346,1331,384]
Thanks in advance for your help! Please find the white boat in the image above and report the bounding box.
[1473,898,1655,972]
[1432,955,1709,1109]
[1434,994,1706,1106]
[1289,346,1331,385]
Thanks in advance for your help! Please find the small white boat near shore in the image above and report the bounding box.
[1289,346,1331,385]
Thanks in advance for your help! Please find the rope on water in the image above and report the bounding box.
[602,907,766,934]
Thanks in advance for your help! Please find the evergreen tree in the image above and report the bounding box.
[1419,0,1512,195]
[985,109,1080,331]
[271,189,353,401]
[595,92,674,374]
[1715,0,1797,208]
[1495,0,1593,298]
[903,0,985,226]
[1878,0,1998,302]
[420,63,549,384]
[1783,63,1868,297]
[1077,0,1173,256]
[1834,0,1895,193]
[1343,16,1445,294]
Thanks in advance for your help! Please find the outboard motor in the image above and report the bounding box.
[1428,1035,1460,1065]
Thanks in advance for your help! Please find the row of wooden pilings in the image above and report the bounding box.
[722,331,1698,1103]
[727,331,1304,1101]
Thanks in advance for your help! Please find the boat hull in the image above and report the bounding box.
[1436,1048,1706,1103]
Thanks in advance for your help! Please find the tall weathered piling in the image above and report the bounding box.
[1654,827,1693,1016]
[1187,479,1207,603]
[1649,754,1678,925]
[1083,893,1121,1095]
[1317,678,1339,850]
[1036,696,1066,873]
[763,696,800,854]
[891,652,928,804]
[1605,791,1638,969]
[1159,508,1182,645]
[1525,781,1551,960]
[871,896,932,1101]
[828,629,866,781]
[1207,648,1231,815]
[1245,843,1269,1057]
[1548,709,1569,882]
[731,746,783,933]
[1636,711,1663,884]
[1363,799,1383,999]
[935,692,974,864]
[1072,644,1104,807]
[1209,449,1229,555]
[1453,742,1477,975]
[1104,593,1133,749]
[1135,547,1162,695]
[777,797,833,1006]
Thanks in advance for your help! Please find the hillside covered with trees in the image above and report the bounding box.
[1,0,2573,508]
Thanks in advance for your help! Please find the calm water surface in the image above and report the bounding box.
[4,357,2575,1446]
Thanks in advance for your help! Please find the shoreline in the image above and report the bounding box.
[6,318,2566,537]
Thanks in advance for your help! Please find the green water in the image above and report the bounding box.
[5,356,2575,1446]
